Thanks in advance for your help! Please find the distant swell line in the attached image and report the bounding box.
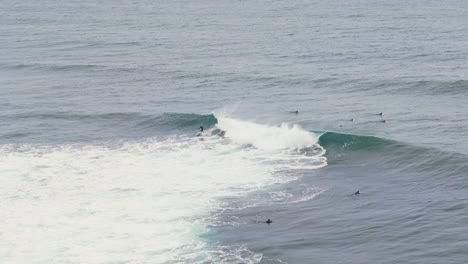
[2,63,101,71]
[12,112,148,121]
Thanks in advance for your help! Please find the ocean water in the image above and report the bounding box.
[1,0,468,263]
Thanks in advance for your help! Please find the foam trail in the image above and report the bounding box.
[215,115,319,150]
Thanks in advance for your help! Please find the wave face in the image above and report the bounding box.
[136,113,218,132]
[0,112,219,144]
[0,114,326,263]
[319,131,468,182]
[319,131,400,155]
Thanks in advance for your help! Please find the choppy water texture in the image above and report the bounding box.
[1,0,468,263]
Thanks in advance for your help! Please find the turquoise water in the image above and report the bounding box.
[1,0,468,263]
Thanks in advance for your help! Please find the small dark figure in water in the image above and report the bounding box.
[350,118,355,122]
[354,190,360,195]
[196,126,204,137]
[378,112,383,116]
[381,120,387,123]
[266,219,272,224]
[289,110,299,114]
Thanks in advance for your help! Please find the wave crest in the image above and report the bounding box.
[215,115,320,150]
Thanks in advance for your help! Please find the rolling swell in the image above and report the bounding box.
[139,112,465,184]
[319,131,396,152]
[136,113,217,131]
[319,131,468,186]
[6,109,468,187]
[1,112,218,143]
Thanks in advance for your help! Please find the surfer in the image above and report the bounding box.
[196,126,204,137]
[289,110,299,114]
[354,190,360,195]
[255,218,273,224]
[378,112,383,116]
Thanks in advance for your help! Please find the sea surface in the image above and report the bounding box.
[1,0,468,263]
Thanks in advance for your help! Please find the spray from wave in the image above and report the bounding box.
[215,115,319,150]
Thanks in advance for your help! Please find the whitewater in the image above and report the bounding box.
[0,115,327,263]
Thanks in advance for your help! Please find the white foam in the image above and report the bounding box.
[0,117,327,263]
[215,115,320,150]
[269,187,327,205]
